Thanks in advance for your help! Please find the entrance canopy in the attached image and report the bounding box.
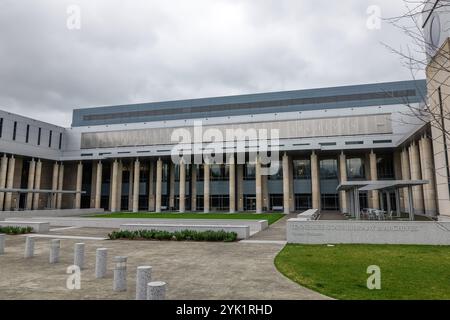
[336,180,429,221]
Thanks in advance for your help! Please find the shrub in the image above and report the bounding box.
[108,229,238,242]
[0,226,33,235]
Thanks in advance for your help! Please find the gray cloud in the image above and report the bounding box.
[0,0,424,126]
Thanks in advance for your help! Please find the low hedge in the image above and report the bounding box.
[0,226,33,235]
[108,229,238,242]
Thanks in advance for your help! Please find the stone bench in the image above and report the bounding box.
[296,209,319,221]
[0,221,50,233]
[120,223,250,240]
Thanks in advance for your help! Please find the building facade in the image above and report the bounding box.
[1,79,445,218]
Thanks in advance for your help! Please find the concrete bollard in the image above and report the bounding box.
[136,266,152,300]
[74,243,85,269]
[0,234,5,255]
[146,281,166,300]
[49,239,60,264]
[24,236,35,258]
[113,256,127,292]
[95,248,108,279]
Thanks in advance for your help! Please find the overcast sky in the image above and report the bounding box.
[0,0,425,127]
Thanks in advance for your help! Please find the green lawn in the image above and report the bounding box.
[92,212,284,225]
[275,244,450,300]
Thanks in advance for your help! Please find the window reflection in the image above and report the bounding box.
[347,157,365,180]
[293,160,311,179]
[320,159,338,179]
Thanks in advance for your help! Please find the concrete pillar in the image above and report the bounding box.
[56,163,64,209]
[229,155,236,213]
[339,151,348,213]
[116,161,123,211]
[148,161,155,211]
[4,156,16,211]
[369,150,379,209]
[393,150,403,210]
[95,248,108,279]
[75,162,83,209]
[237,164,244,212]
[179,161,186,213]
[24,236,34,258]
[32,159,42,210]
[409,141,425,214]
[204,163,210,213]
[110,159,119,212]
[400,148,411,211]
[155,158,162,213]
[74,243,85,270]
[262,174,269,211]
[113,256,127,292]
[311,151,320,210]
[191,165,197,211]
[282,153,290,214]
[419,135,437,216]
[95,161,102,209]
[288,156,295,211]
[49,239,60,264]
[0,154,8,211]
[26,159,36,210]
[169,162,175,209]
[136,266,152,300]
[147,281,166,300]
[133,159,140,213]
[255,156,263,213]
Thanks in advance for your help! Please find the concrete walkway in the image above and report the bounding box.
[248,214,296,241]
[0,227,329,300]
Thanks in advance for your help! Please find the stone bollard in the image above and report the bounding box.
[0,234,5,255]
[24,236,35,258]
[136,266,152,300]
[74,243,85,269]
[113,256,127,292]
[146,281,166,300]
[95,248,108,279]
[49,239,60,264]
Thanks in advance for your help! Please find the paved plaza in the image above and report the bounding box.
[0,218,328,300]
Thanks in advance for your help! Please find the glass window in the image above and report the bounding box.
[25,125,30,143]
[377,154,395,180]
[12,121,17,140]
[347,157,365,180]
[37,128,41,145]
[320,159,338,179]
[48,130,52,147]
[0,118,3,138]
[244,164,255,180]
[321,194,340,210]
[269,163,283,180]
[293,160,311,179]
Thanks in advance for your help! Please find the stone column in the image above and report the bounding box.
[409,141,425,214]
[75,161,83,209]
[203,163,210,213]
[95,248,108,279]
[155,158,162,213]
[419,135,437,216]
[32,159,42,210]
[4,156,16,211]
[400,148,411,211]
[262,174,269,211]
[148,161,155,211]
[289,156,295,211]
[116,161,123,211]
[179,161,186,213]
[128,162,133,211]
[191,164,197,211]
[237,164,244,212]
[26,159,36,210]
[169,163,175,210]
[110,159,119,212]
[229,155,236,213]
[95,161,102,209]
[51,161,59,209]
[339,151,348,213]
[393,150,403,209]
[133,159,140,213]
[56,163,64,209]
[255,156,263,214]
[282,153,290,214]
[369,150,379,209]
[311,151,320,210]
[0,154,8,211]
